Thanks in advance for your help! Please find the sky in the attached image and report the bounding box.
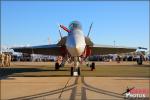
[1,1,149,50]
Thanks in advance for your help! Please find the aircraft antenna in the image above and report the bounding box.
[48,37,50,44]
[114,40,116,47]
[87,22,93,37]
[58,24,63,39]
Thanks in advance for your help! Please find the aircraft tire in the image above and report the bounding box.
[71,67,73,76]
[55,67,57,70]
[78,67,80,76]
[137,59,143,65]
[55,62,59,70]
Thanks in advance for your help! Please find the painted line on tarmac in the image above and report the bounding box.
[9,77,78,100]
[58,77,72,99]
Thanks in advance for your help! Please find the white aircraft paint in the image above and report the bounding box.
[66,29,86,57]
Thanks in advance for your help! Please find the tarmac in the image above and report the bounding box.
[0,62,150,100]
[1,77,149,100]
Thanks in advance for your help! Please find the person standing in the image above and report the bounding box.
[0,54,2,67]
[4,54,9,67]
[8,54,11,66]
[0,53,4,67]
[1,53,5,67]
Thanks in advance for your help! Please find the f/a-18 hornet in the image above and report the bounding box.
[12,21,142,76]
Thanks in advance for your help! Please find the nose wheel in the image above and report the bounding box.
[70,57,81,76]
[70,67,80,76]
[71,67,73,76]
[78,67,80,75]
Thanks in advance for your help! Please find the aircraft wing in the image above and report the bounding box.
[90,44,137,55]
[12,44,62,56]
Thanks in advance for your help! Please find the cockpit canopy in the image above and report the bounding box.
[69,21,82,30]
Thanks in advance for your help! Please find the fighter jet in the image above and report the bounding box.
[12,21,139,76]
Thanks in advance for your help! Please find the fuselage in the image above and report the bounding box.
[65,29,86,57]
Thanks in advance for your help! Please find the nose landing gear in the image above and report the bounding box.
[71,57,81,76]
[70,67,81,76]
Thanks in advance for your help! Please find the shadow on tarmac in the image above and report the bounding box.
[0,67,69,78]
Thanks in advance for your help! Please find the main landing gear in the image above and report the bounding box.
[55,62,61,70]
